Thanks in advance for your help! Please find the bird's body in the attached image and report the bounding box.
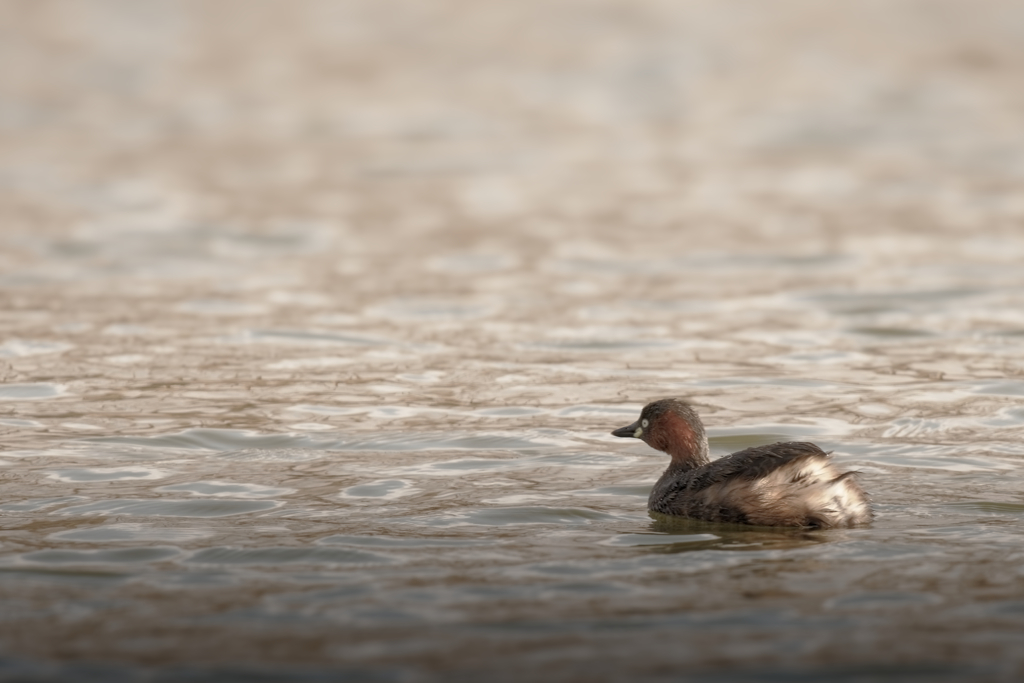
[612,399,872,528]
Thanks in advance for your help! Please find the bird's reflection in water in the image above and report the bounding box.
[645,511,834,554]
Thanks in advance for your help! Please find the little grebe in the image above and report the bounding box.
[612,398,872,528]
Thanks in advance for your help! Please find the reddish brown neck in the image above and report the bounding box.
[648,412,710,469]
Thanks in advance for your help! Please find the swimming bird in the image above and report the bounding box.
[612,398,872,528]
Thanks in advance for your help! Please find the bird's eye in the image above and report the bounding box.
[641,419,649,428]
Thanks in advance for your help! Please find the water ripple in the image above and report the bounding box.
[187,546,395,566]
[19,547,182,565]
[53,499,283,518]
[156,481,294,498]
[426,506,621,527]
[88,428,568,452]
[0,383,67,401]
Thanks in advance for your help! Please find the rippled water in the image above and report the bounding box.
[4,1,1024,681]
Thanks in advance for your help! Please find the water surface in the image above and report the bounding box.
[3,1,1024,681]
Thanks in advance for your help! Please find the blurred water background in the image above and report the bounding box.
[3,1,1024,681]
